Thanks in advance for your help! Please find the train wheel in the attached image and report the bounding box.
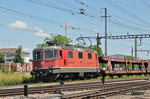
[93,73,99,78]
[110,74,113,79]
[43,74,60,82]
[84,73,91,79]
[117,74,122,78]
[35,74,42,81]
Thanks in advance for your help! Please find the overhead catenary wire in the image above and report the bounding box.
[89,0,150,33]
[103,0,150,26]
[0,6,97,33]
[26,0,150,33]
[27,0,103,22]
[25,0,150,34]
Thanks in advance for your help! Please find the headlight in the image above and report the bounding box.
[34,67,37,70]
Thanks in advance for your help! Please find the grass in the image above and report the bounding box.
[0,70,33,87]
[0,69,150,89]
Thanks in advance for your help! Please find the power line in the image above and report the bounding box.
[27,0,149,33]
[1,0,150,36]
[54,0,78,11]
[142,0,150,9]
[104,0,150,26]
[0,6,96,33]
[111,13,148,27]
[0,6,63,25]
[91,0,150,32]
[109,19,150,32]
[26,0,74,14]
[46,0,104,27]
[25,0,104,32]
[0,38,34,45]
[26,0,103,23]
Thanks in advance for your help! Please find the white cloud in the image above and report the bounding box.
[23,48,30,52]
[8,21,52,37]
[34,27,51,37]
[34,27,41,31]
[8,21,28,29]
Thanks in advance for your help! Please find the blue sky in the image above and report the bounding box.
[1,0,150,59]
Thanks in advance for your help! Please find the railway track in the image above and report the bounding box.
[62,80,150,99]
[0,78,148,98]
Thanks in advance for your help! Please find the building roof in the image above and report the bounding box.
[0,48,30,54]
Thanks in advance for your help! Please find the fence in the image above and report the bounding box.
[0,63,32,72]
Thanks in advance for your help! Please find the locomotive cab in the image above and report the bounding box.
[33,48,59,69]
[31,46,61,80]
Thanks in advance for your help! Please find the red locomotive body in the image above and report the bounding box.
[31,45,100,81]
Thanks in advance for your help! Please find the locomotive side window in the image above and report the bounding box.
[45,50,53,59]
[95,53,97,59]
[68,51,73,58]
[33,51,41,60]
[88,53,92,59]
[59,50,62,58]
[78,52,83,59]
[54,49,58,58]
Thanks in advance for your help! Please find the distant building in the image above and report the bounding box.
[0,48,30,63]
[110,54,127,59]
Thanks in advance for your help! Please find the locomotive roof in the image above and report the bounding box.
[33,45,97,53]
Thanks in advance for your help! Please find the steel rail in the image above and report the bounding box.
[0,78,148,97]
[62,81,150,99]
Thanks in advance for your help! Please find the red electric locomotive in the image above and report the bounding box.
[31,45,100,81]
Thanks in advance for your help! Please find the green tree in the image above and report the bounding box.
[88,45,104,57]
[88,45,105,68]
[37,35,73,47]
[73,43,82,47]
[124,56,136,60]
[36,43,49,48]
[13,45,24,63]
[0,53,5,63]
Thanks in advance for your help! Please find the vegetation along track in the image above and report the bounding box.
[0,78,148,98]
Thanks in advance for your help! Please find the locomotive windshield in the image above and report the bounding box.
[45,49,58,59]
[33,51,41,60]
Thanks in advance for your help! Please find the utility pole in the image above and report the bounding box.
[101,8,111,57]
[131,47,133,60]
[135,37,138,59]
[97,33,100,56]
[60,24,80,37]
